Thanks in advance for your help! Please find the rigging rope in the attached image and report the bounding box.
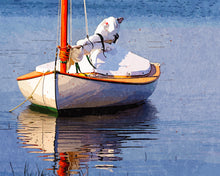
[54,0,61,73]
[9,75,45,112]
[83,0,89,37]
[70,0,73,45]
[83,0,96,71]
[56,0,61,48]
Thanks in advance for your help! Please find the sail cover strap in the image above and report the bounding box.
[96,33,106,53]
[75,63,81,73]
[86,55,96,69]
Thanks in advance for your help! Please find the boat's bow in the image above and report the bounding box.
[17,71,57,110]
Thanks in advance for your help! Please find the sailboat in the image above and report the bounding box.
[16,0,160,112]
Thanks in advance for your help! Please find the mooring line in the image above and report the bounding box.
[9,75,44,112]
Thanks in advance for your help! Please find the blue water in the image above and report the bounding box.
[0,0,220,175]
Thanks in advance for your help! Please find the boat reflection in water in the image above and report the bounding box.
[17,101,158,175]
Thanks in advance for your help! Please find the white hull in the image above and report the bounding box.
[17,64,160,111]
[56,73,158,109]
[18,73,57,109]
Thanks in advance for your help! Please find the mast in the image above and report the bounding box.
[59,0,69,73]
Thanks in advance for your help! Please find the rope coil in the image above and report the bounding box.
[59,50,70,61]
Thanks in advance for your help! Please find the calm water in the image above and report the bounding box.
[0,0,220,175]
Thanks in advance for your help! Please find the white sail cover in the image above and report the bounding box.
[36,60,60,73]
[74,46,151,76]
[36,46,151,76]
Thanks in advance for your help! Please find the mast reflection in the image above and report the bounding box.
[17,101,158,175]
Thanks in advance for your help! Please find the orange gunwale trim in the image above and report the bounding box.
[17,64,160,84]
[17,71,54,81]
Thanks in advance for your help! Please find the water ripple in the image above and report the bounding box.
[17,101,158,174]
